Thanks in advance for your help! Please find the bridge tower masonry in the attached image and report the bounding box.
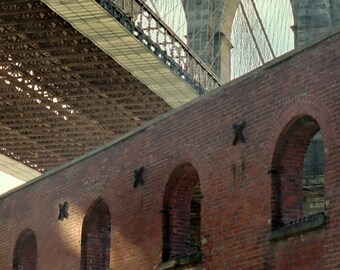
[290,0,340,46]
[182,0,340,82]
[182,0,231,83]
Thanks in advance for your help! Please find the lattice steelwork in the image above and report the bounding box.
[142,0,225,79]
[0,0,172,171]
[97,0,221,93]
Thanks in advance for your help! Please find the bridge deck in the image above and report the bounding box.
[0,0,194,171]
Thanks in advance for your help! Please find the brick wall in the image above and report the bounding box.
[0,31,339,269]
[162,163,201,262]
[80,199,111,269]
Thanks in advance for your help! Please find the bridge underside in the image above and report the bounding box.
[0,0,196,172]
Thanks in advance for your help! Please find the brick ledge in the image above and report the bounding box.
[269,213,327,241]
[156,252,201,270]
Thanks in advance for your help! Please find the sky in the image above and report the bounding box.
[231,0,294,78]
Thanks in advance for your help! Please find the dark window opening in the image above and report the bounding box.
[303,131,325,216]
[13,229,37,270]
[271,115,326,230]
[162,163,202,263]
[189,184,202,249]
[81,198,111,270]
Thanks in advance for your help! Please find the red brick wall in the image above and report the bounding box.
[0,32,339,269]
[163,162,200,260]
[274,231,325,270]
[80,199,111,269]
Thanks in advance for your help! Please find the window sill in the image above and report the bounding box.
[269,213,327,241]
[156,252,201,270]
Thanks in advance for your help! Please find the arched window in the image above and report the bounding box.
[271,115,325,229]
[162,163,202,263]
[13,229,37,270]
[81,198,111,270]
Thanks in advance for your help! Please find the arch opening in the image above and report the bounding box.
[13,229,37,270]
[162,162,202,262]
[80,198,111,270]
[271,115,325,229]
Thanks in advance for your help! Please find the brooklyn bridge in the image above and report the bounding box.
[0,0,338,191]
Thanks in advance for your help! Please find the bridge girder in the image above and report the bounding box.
[0,0,173,171]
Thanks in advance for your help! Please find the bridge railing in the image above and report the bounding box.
[96,0,221,94]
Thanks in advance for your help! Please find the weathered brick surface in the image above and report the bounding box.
[80,199,111,269]
[163,163,201,260]
[0,31,339,269]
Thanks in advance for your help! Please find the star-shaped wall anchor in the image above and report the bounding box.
[232,121,246,145]
[58,201,69,221]
[133,166,144,188]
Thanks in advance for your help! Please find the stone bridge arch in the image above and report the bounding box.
[180,0,340,82]
[181,0,239,83]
